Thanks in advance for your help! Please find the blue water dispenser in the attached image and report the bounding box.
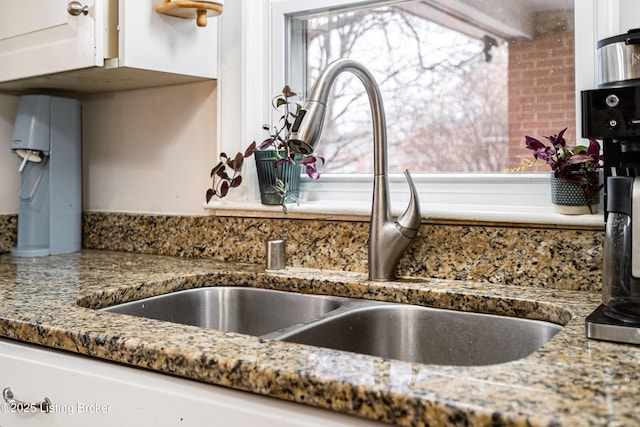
[10,95,81,257]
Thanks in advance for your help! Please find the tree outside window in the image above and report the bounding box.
[289,1,574,175]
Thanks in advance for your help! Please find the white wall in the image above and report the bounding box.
[617,0,640,35]
[82,81,217,215]
[0,81,217,216]
[0,94,19,214]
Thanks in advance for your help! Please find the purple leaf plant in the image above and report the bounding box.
[205,86,324,209]
[522,127,603,212]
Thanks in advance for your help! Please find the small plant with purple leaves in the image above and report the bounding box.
[206,86,323,210]
[517,127,603,211]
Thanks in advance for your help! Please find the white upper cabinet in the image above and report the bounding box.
[118,1,217,78]
[0,0,218,94]
[0,0,101,82]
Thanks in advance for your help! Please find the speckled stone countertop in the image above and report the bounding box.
[0,250,636,426]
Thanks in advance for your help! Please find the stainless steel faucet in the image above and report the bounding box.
[289,59,421,281]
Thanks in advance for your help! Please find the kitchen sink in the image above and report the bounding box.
[101,287,562,366]
[277,304,562,366]
[102,287,347,336]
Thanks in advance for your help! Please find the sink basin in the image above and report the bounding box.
[278,304,562,366]
[102,287,346,336]
[101,286,562,366]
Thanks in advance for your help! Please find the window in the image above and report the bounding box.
[288,2,508,174]
[213,0,601,226]
[282,0,575,175]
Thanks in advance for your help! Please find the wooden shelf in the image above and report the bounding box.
[155,0,223,27]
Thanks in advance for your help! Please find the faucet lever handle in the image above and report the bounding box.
[396,169,421,237]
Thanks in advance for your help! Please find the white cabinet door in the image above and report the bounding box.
[0,339,382,427]
[0,0,101,82]
[0,0,217,92]
[120,0,217,78]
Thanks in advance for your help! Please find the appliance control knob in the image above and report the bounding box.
[606,94,620,108]
[609,119,618,128]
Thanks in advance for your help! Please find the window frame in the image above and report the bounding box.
[209,0,605,227]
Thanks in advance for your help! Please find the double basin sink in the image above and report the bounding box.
[102,287,562,366]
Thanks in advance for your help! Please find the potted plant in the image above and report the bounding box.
[521,127,603,214]
[205,86,324,212]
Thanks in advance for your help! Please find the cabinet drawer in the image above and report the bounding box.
[0,339,381,426]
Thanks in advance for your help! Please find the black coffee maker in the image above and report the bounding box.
[583,29,640,343]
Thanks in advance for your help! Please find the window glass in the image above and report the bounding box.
[287,0,575,175]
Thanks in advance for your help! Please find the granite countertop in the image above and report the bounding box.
[0,250,636,427]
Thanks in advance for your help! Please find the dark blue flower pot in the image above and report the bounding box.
[254,150,302,205]
[550,171,600,214]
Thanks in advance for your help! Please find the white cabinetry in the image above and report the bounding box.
[0,0,217,94]
[0,339,380,427]
[0,0,100,82]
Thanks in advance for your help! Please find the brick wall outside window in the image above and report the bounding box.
[507,30,575,171]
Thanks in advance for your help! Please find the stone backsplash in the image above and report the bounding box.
[80,212,603,292]
[0,212,604,292]
[0,215,16,254]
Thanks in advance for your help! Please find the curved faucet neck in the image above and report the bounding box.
[307,59,388,177]
[298,59,421,281]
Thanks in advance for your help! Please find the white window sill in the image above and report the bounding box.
[204,199,604,229]
[204,173,605,229]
